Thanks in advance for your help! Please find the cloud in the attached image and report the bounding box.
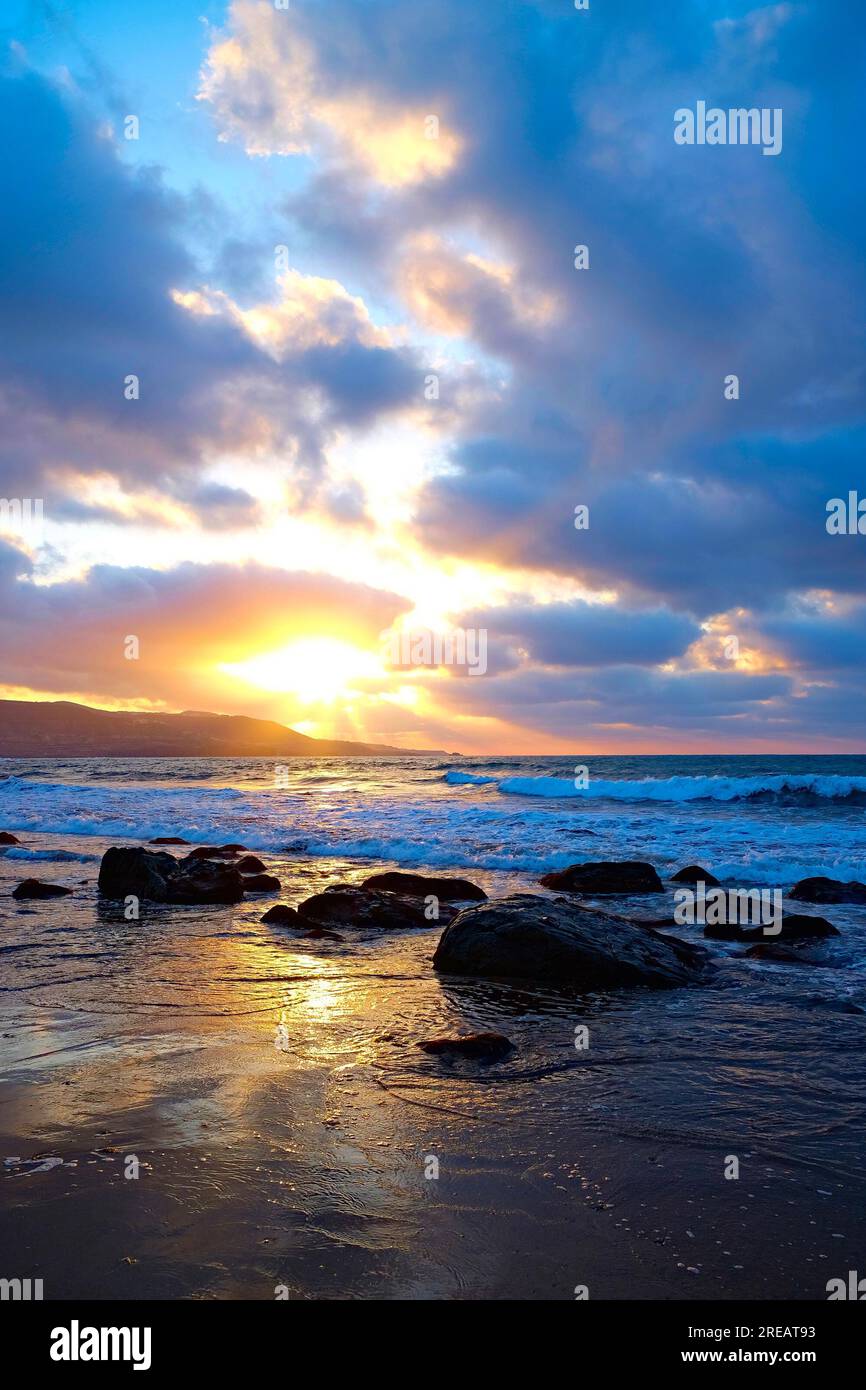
[0,542,410,711]
[198,0,462,185]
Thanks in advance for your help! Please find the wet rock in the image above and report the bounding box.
[433,894,705,988]
[789,876,866,905]
[240,873,281,893]
[298,883,457,931]
[186,844,245,860]
[539,861,664,895]
[148,836,190,845]
[418,1032,514,1059]
[705,913,838,943]
[12,879,72,899]
[261,904,299,925]
[304,926,344,941]
[362,871,486,901]
[703,923,750,942]
[671,864,721,887]
[98,847,244,904]
[0,831,22,845]
[237,854,267,874]
[743,943,827,964]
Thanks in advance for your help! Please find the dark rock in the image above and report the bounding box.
[703,923,749,942]
[789,876,866,905]
[240,873,281,893]
[261,904,298,925]
[433,894,705,988]
[744,943,823,964]
[671,864,721,887]
[362,871,486,901]
[298,883,457,931]
[304,926,344,941]
[148,836,190,845]
[539,861,664,894]
[186,844,245,860]
[418,1032,514,1059]
[705,913,838,943]
[774,913,839,940]
[0,831,21,845]
[237,854,267,874]
[98,847,244,904]
[12,879,72,900]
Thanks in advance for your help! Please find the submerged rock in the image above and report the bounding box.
[362,871,486,901]
[240,872,281,893]
[0,831,22,845]
[148,836,190,845]
[539,861,664,895]
[743,942,832,964]
[98,847,244,904]
[789,876,866,905]
[418,1032,514,1059]
[671,864,721,887]
[12,879,72,899]
[298,883,457,930]
[261,904,298,925]
[433,894,705,988]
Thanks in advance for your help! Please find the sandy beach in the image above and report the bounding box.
[3,762,866,1301]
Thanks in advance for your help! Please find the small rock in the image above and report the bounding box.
[362,871,486,901]
[789,876,866,905]
[241,873,281,894]
[237,854,267,874]
[671,864,721,887]
[186,844,246,860]
[261,904,298,925]
[539,861,664,895]
[12,879,72,900]
[148,837,190,845]
[0,831,22,845]
[418,1032,515,1059]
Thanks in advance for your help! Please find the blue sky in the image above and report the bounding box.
[0,0,865,751]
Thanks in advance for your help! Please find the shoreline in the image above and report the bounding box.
[2,825,866,1300]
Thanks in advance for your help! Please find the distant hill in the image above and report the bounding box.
[0,700,444,758]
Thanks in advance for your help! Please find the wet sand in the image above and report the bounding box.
[2,833,866,1300]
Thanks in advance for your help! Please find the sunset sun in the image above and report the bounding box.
[220,636,384,705]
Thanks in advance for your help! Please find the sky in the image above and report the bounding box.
[0,0,865,753]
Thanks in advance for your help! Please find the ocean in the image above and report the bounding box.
[3,752,866,884]
[2,753,866,1299]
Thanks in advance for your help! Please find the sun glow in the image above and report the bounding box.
[220,637,384,704]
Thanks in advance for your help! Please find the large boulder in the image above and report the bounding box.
[789,876,866,905]
[12,879,72,899]
[98,847,244,904]
[362,871,486,901]
[433,894,705,988]
[298,883,458,930]
[539,861,664,894]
